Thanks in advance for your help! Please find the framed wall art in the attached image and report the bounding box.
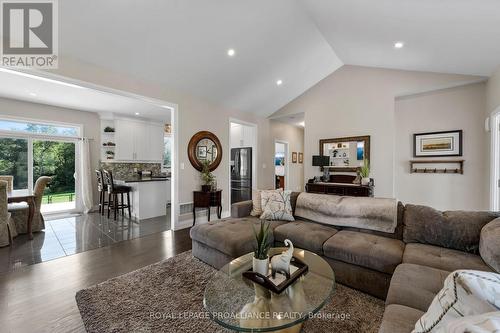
[413,130,462,157]
[292,152,297,163]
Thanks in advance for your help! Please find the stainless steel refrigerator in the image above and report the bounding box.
[231,147,252,204]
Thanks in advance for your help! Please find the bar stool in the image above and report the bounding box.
[102,170,132,221]
[95,169,108,215]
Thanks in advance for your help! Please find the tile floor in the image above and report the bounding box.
[0,211,171,274]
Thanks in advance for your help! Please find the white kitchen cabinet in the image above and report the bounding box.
[115,119,136,160]
[147,123,165,161]
[114,119,164,162]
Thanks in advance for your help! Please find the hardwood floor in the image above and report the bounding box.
[1,228,192,333]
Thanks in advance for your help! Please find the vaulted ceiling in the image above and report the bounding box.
[51,0,500,116]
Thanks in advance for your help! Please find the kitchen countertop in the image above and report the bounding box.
[115,175,170,183]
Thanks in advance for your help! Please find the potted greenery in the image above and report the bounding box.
[360,159,370,185]
[200,160,215,192]
[253,221,271,276]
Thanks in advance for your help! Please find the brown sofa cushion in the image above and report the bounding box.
[273,221,337,255]
[386,263,449,312]
[403,243,492,272]
[379,304,424,333]
[323,230,404,274]
[190,217,286,257]
[231,200,253,218]
[479,218,500,272]
[403,204,498,253]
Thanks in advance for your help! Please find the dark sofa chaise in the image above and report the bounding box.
[190,192,500,333]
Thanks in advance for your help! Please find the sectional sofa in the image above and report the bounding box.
[190,192,500,333]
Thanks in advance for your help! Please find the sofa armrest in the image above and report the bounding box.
[479,217,500,273]
[231,200,253,218]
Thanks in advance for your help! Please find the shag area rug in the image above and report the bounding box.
[76,251,384,332]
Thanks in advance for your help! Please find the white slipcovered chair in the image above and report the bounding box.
[10,176,52,234]
[0,180,17,247]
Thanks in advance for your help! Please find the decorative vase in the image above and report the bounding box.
[361,177,370,186]
[201,184,211,192]
[252,257,269,276]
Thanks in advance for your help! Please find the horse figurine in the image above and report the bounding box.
[271,239,294,278]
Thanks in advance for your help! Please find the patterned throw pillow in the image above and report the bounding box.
[412,270,500,333]
[250,190,263,217]
[259,189,294,222]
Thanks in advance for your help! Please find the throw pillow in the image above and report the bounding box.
[260,189,294,222]
[250,190,263,217]
[443,312,500,333]
[412,270,500,333]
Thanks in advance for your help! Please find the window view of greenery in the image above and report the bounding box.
[33,140,76,204]
[0,120,77,206]
[0,120,78,137]
[0,138,28,190]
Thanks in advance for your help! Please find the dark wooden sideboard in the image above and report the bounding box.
[305,175,373,197]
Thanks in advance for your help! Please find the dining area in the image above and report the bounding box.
[0,175,51,247]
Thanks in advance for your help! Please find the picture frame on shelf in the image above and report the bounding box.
[413,130,462,157]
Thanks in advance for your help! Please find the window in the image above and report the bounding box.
[0,137,28,190]
[0,119,79,137]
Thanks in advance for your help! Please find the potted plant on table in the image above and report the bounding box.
[200,160,216,192]
[252,221,271,276]
[360,159,370,186]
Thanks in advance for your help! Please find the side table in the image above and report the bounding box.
[192,189,222,226]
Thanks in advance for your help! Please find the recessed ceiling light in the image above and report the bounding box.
[394,41,404,49]
[135,112,140,116]
[227,49,235,57]
[29,92,37,97]
[276,79,283,86]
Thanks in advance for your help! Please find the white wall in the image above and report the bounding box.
[270,120,304,192]
[395,83,488,210]
[487,65,500,114]
[273,65,484,198]
[0,97,101,204]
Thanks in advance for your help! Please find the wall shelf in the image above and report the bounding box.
[409,160,464,174]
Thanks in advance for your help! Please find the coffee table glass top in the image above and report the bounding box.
[204,248,335,332]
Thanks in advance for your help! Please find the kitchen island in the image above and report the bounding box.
[114,176,171,220]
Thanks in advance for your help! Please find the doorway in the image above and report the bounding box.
[490,109,500,210]
[33,139,77,213]
[274,140,288,190]
[229,119,257,206]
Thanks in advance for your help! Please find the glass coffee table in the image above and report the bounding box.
[204,247,335,332]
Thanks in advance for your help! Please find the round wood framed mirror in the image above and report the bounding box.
[188,131,223,171]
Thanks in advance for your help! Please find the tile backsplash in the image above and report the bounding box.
[100,162,162,179]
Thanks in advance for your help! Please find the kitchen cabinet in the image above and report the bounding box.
[114,119,164,162]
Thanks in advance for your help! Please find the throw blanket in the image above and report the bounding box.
[295,193,398,233]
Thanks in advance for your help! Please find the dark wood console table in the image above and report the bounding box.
[305,174,373,197]
[193,189,222,226]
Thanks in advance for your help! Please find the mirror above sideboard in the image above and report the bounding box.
[188,131,223,171]
[319,135,370,172]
